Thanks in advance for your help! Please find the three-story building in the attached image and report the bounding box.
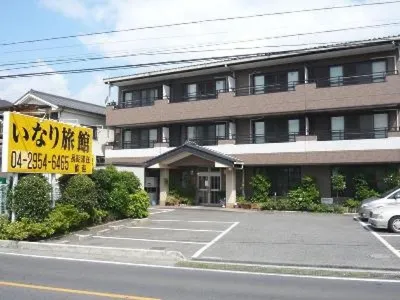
[105,36,400,206]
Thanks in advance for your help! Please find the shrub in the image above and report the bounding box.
[331,173,346,198]
[13,175,52,222]
[236,196,247,204]
[90,166,142,212]
[57,174,73,194]
[62,175,98,218]
[288,176,320,210]
[250,174,271,203]
[354,176,379,201]
[126,190,150,219]
[344,198,361,209]
[3,218,54,241]
[46,204,90,234]
[109,184,131,217]
[90,167,118,210]
[118,171,141,194]
[167,189,194,206]
[383,172,400,189]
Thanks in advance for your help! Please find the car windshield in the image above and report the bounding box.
[380,186,400,198]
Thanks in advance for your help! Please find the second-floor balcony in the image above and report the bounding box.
[117,127,393,150]
[107,71,400,127]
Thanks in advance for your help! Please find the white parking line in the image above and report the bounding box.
[188,220,236,224]
[356,218,400,259]
[149,210,175,215]
[379,234,400,237]
[92,236,207,245]
[151,220,181,222]
[125,226,223,233]
[192,222,239,258]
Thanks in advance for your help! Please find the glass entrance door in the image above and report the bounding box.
[197,170,221,205]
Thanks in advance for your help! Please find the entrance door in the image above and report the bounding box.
[197,171,221,205]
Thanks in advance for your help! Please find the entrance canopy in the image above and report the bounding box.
[145,141,243,169]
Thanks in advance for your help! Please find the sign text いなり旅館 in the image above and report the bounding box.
[1,112,93,174]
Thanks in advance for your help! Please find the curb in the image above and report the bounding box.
[0,240,186,263]
[191,257,400,272]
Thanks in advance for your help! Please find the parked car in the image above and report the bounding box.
[368,204,400,233]
[359,187,400,220]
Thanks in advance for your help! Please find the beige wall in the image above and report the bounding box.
[107,75,400,127]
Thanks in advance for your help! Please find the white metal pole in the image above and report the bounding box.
[51,174,56,208]
[11,173,18,222]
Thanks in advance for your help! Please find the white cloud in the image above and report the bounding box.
[77,0,400,71]
[39,0,88,19]
[34,0,400,103]
[0,63,70,102]
[74,74,110,106]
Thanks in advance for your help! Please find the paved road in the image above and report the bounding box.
[1,254,400,300]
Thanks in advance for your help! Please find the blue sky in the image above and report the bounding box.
[0,0,399,105]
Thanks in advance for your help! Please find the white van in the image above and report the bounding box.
[359,187,400,220]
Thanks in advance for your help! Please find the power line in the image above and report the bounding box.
[1,21,399,72]
[0,54,261,79]
[1,0,399,46]
[0,31,229,55]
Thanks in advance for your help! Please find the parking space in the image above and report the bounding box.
[50,208,239,258]
[49,208,400,270]
[356,217,400,262]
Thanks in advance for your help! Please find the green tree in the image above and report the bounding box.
[331,173,346,198]
[250,174,271,203]
[288,176,320,210]
[383,172,400,189]
[13,175,52,222]
[353,175,379,201]
[62,175,98,218]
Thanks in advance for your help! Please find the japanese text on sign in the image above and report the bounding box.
[1,112,93,174]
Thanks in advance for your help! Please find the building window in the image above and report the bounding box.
[254,121,265,144]
[123,88,159,107]
[374,113,388,138]
[287,71,299,90]
[254,166,301,196]
[372,61,386,82]
[288,119,300,141]
[123,130,132,148]
[216,123,226,140]
[331,116,344,140]
[254,75,265,94]
[90,126,98,140]
[216,79,226,93]
[329,65,343,86]
[186,84,197,101]
[50,112,58,120]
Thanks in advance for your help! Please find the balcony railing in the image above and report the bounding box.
[117,97,157,109]
[235,132,301,144]
[235,81,299,96]
[122,139,159,149]
[173,89,229,103]
[312,128,390,141]
[315,71,397,88]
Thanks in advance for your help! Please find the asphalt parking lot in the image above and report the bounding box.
[50,208,400,270]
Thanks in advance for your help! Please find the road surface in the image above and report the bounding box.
[1,253,400,300]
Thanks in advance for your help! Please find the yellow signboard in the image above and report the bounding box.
[1,112,93,174]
